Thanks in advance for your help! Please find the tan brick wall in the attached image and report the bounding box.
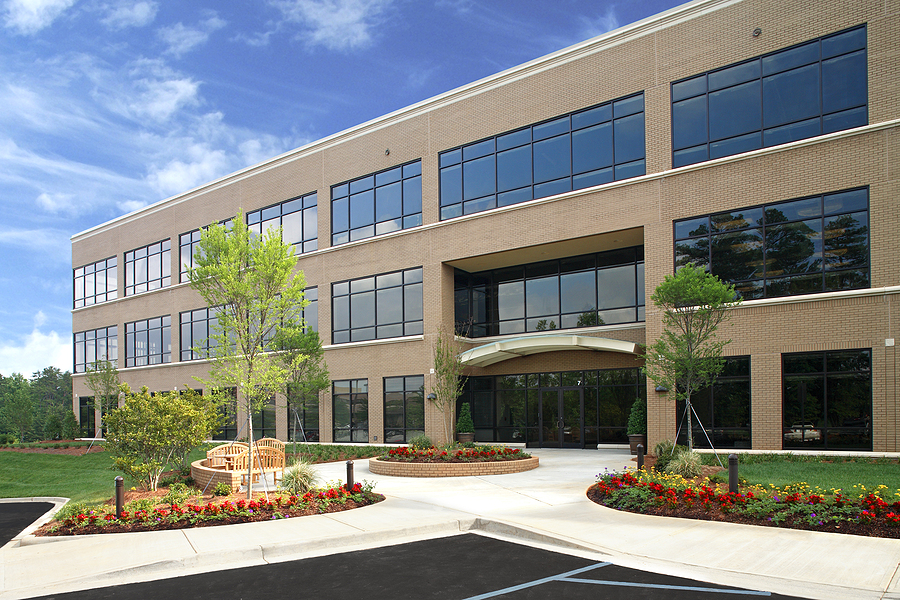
[72,0,900,449]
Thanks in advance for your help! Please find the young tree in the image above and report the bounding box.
[272,325,329,451]
[430,324,467,444]
[105,385,223,491]
[84,360,120,437]
[187,211,308,498]
[641,263,741,451]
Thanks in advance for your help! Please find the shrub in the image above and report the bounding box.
[408,434,433,451]
[162,482,194,506]
[213,482,232,496]
[456,403,475,434]
[55,501,99,522]
[280,460,320,495]
[666,450,702,478]
[125,498,159,513]
[626,398,647,435]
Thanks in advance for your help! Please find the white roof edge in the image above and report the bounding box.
[72,0,737,243]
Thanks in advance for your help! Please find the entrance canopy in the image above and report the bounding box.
[458,334,640,368]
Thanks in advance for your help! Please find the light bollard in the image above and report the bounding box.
[345,460,354,491]
[636,444,644,470]
[115,476,124,519]
[728,453,739,494]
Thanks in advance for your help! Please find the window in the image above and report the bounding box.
[252,397,276,439]
[74,326,117,373]
[676,357,751,449]
[125,239,171,295]
[459,368,644,445]
[672,25,867,167]
[124,315,171,367]
[783,349,871,450]
[674,188,868,299]
[333,379,368,442]
[179,219,233,283]
[78,397,95,437]
[287,384,319,442]
[248,192,317,253]
[212,388,238,441]
[331,161,422,246]
[439,93,645,220]
[303,287,318,332]
[74,257,117,308]
[180,307,220,361]
[455,247,644,338]
[383,375,424,443]
[332,267,423,344]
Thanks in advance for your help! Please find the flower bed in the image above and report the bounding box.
[371,446,537,477]
[39,482,383,536]
[588,468,900,539]
[380,446,530,463]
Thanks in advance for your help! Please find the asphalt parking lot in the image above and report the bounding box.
[0,502,54,546]
[25,533,811,599]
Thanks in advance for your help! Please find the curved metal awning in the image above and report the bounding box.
[459,334,640,368]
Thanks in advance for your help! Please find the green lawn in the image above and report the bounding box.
[706,454,900,495]
[0,444,388,505]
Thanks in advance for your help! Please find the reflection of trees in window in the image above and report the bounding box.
[676,357,750,449]
[674,188,868,300]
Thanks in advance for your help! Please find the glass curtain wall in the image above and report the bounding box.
[333,379,368,442]
[676,357,751,449]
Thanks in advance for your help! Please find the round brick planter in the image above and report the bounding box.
[368,456,539,477]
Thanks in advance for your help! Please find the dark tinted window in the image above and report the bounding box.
[332,267,423,344]
[440,93,645,220]
[672,25,867,168]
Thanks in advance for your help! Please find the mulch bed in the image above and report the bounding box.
[0,443,105,455]
[587,455,900,539]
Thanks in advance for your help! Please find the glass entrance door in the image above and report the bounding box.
[539,387,583,448]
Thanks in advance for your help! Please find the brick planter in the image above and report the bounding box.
[368,456,539,477]
[190,458,243,492]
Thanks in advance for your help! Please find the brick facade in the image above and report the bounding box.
[72,0,900,451]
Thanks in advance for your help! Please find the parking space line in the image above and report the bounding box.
[460,562,612,599]
[563,577,772,596]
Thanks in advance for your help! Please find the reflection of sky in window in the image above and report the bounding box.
[497,281,523,320]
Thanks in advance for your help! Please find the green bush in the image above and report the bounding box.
[279,460,320,495]
[456,403,475,434]
[125,498,158,513]
[626,398,647,435]
[162,482,194,506]
[666,450,702,478]
[55,501,100,521]
[213,482,232,496]
[408,434,433,451]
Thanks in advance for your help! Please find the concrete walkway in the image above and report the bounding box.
[2,449,899,600]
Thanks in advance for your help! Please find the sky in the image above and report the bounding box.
[0,0,682,378]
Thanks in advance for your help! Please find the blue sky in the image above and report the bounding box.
[0,0,681,377]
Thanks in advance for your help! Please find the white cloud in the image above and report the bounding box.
[579,8,620,39]
[0,323,71,376]
[158,13,226,57]
[0,225,73,264]
[146,143,230,197]
[100,0,157,30]
[3,0,75,34]
[124,59,201,121]
[271,0,392,51]
[33,310,47,328]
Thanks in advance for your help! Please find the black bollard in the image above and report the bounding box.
[115,476,124,519]
[728,454,739,494]
[636,444,644,470]
[345,460,354,491]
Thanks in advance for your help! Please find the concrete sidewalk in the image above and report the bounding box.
[2,449,899,600]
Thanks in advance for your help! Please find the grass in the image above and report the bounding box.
[0,444,389,504]
[704,453,900,495]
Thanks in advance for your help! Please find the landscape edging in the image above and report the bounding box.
[368,456,539,477]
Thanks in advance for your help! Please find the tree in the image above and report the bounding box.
[105,384,223,491]
[641,263,740,451]
[187,211,308,498]
[84,360,120,437]
[272,325,329,450]
[30,367,71,440]
[0,374,33,442]
[430,324,467,444]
